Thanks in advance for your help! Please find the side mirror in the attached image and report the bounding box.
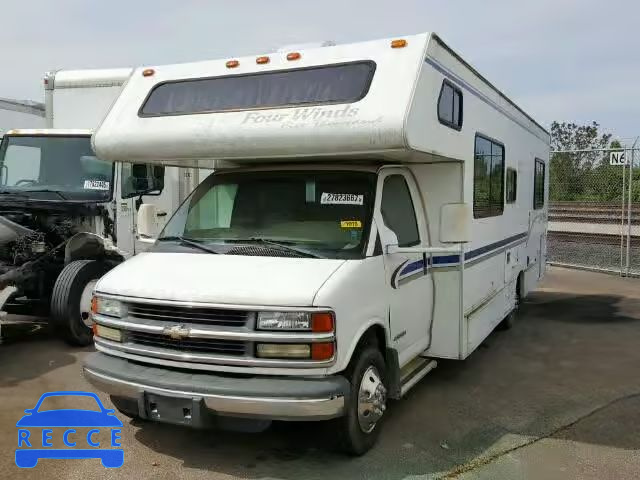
[137,203,158,239]
[440,203,471,244]
[131,164,150,191]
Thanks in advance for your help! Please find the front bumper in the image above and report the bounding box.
[83,352,348,424]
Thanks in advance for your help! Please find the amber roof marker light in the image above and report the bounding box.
[256,56,270,64]
[142,68,156,77]
[391,39,408,48]
[286,52,301,61]
[226,60,240,68]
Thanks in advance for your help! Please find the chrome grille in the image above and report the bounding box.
[127,331,247,356]
[126,303,250,327]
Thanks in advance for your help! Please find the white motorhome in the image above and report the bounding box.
[84,33,549,455]
[0,69,208,345]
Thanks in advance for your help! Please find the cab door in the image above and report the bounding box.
[374,168,433,364]
[116,163,170,255]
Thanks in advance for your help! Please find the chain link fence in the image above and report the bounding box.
[548,145,640,276]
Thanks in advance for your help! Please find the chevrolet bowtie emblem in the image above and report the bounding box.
[163,325,190,340]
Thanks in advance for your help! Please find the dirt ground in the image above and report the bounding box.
[0,266,638,479]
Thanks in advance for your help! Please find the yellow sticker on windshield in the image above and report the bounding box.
[341,220,362,229]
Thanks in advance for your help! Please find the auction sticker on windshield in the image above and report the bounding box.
[321,193,364,205]
[84,180,110,190]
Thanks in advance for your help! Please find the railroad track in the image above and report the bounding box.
[549,202,640,224]
[548,231,640,247]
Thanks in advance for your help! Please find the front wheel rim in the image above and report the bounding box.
[357,365,387,433]
[80,279,98,327]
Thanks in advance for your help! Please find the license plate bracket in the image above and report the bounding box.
[144,394,208,427]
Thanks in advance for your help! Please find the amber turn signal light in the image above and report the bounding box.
[391,39,408,48]
[311,312,334,333]
[311,342,335,361]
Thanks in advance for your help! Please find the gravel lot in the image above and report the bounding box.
[0,266,639,479]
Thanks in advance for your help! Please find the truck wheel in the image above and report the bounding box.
[51,260,111,346]
[499,274,523,331]
[334,345,388,456]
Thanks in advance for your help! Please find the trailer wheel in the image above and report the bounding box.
[51,260,111,346]
[333,345,387,456]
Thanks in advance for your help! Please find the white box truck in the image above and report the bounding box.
[0,98,45,133]
[0,69,208,345]
[84,33,549,455]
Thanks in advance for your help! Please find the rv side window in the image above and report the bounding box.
[473,134,505,218]
[380,175,420,247]
[437,80,463,130]
[533,159,545,209]
[506,168,517,204]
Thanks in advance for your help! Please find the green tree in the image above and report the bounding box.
[550,121,614,201]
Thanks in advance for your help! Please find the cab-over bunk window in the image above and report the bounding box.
[473,134,505,218]
[139,61,376,116]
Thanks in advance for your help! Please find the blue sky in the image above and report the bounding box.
[2,0,638,141]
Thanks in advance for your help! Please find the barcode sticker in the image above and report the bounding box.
[84,180,110,191]
[321,193,363,205]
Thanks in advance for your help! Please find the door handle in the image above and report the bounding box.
[156,211,167,217]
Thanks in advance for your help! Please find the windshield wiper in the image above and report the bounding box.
[24,189,69,200]
[237,237,324,259]
[0,191,29,198]
[157,236,219,254]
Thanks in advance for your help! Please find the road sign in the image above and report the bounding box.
[610,151,627,165]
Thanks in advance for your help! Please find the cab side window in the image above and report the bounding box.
[381,175,420,247]
[121,163,165,199]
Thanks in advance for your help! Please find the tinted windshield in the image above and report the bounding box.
[0,135,114,201]
[159,170,376,259]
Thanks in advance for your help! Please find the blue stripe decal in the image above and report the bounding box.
[430,232,528,267]
[394,232,528,275]
[424,57,548,143]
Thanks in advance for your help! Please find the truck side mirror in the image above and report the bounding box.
[131,163,150,191]
[440,203,471,243]
[137,204,158,239]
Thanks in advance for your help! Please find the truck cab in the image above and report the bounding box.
[0,129,168,344]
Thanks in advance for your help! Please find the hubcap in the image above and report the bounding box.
[80,279,98,327]
[357,366,387,433]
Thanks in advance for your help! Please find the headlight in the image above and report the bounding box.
[92,296,124,318]
[257,311,335,332]
[257,311,311,330]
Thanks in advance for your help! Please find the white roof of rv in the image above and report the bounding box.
[47,68,133,89]
[5,128,92,136]
[93,32,548,168]
[94,33,431,165]
[276,41,336,52]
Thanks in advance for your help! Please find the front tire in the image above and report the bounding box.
[333,344,387,456]
[50,260,111,346]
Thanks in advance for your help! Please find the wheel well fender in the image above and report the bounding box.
[340,319,389,370]
[64,233,124,264]
[517,270,525,299]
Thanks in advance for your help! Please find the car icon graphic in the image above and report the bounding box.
[16,391,123,468]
